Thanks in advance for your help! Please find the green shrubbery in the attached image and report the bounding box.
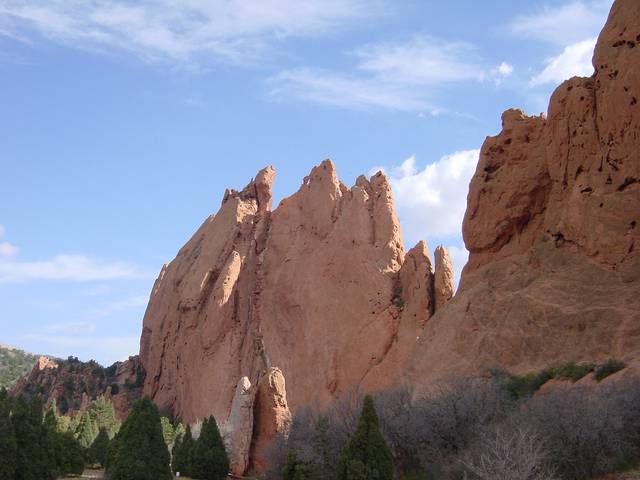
[0,346,38,389]
[504,360,626,399]
[594,359,627,381]
[0,388,84,480]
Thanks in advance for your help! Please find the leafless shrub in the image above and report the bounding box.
[461,426,557,480]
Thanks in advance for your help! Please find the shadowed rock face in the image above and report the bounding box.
[407,0,640,388]
[139,161,452,451]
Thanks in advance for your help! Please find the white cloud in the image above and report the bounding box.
[530,38,596,86]
[0,242,19,257]
[507,0,613,46]
[0,0,376,66]
[380,150,479,239]
[268,35,489,111]
[497,62,513,77]
[0,254,147,283]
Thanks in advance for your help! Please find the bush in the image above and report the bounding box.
[191,416,229,480]
[336,395,393,480]
[594,359,626,381]
[461,426,556,480]
[106,396,172,480]
[0,388,17,480]
[551,362,595,381]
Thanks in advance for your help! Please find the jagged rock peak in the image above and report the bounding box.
[434,245,454,310]
[222,165,275,213]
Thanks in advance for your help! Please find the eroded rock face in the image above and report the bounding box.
[12,355,144,419]
[139,161,452,473]
[222,377,254,476]
[407,0,640,388]
[249,367,292,473]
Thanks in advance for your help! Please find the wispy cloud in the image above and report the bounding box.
[507,0,612,46]
[0,254,148,283]
[0,0,378,67]
[90,295,149,318]
[46,321,97,335]
[267,35,505,111]
[530,38,597,86]
[506,1,611,87]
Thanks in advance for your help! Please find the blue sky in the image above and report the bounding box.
[0,0,613,365]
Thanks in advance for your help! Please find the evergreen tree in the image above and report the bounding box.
[56,431,85,476]
[0,388,17,480]
[173,424,195,476]
[13,396,53,480]
[336,395,393,480]
[75,396,120,448]
[75,409,98,449]
[283,451,313,480]
[88,427,110,467]
[42,407,61,477]
[106,396,172,480]
[191,416,230,480]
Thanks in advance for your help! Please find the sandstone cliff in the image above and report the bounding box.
[407,0,640,387]
[139,161,453,472]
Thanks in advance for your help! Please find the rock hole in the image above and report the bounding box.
[580,187,593,194]
[579,96,585,101]
[618,177,638,191]
[567,85,573,91]
[630,220,637,230]
[575,166,584,179]
[613,40,625,47]
[504,138,512,145]
[631,97,637,106]
[599,203,604,208]
[627,41,636,48]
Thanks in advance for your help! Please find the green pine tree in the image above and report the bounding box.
[13,396,54,480]
[191,416,230,480]
[56,431,85,476]
[42,407,61,478]
[75,410,98,449]
[173,424,195,476]
[106,396,172,480]
[336,395,393,480]
[88,427,110,467]
[0,388,17,480]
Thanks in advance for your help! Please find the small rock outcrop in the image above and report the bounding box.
[222,377,255,476]
[249,367,292,473]
[12,355,144,419]
[434,246,454,311]
[407,0,640,388]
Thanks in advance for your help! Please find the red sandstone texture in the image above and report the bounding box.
[406,0,640,389]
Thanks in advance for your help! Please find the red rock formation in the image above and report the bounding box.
[12,355,144,419]
[249,367,292,473]
[407,0,640,387]
[139,161,452,474]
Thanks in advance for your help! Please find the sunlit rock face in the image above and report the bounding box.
[407,0,640,390]
[139,161,452,473]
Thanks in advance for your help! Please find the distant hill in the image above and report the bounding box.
[0,344,38,388]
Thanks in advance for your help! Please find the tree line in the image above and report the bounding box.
[0,388,230,480]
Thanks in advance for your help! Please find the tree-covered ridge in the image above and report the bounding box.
[0,345,38,388]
